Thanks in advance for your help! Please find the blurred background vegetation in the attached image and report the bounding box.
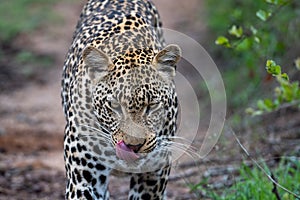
[198,0,300,199]
[206,0,300,113]
[0,0,57,43]
[0,0,60,91]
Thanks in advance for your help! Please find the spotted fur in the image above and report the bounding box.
[61,0,181,199]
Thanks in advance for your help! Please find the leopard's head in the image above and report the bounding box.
[82,44,181,163]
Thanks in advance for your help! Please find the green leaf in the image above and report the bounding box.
[282,84,293,102]
[257,100,264,110]
[291,82,300,99]
[263,99,274,109]
[283,192,294,200]
[295,57,300,70]
[256,10,272,21]
[228,25,243,38]
[250,26,258,35]
[236,38,251,51]
[254,36,260,43]
[274,87,282,96]
[245,107,264,116]
[280,73,289,81]
[265,0,279,5]
[273,99,280,107]
[253,110,264,116]
[276,75,289,87]
[266,60,276,68]
[215,36,231,48]
[256,99,275,112]
[267,64,281,75]
[266,60,281,75]
[245,108,254,115]
[277,0,291,6]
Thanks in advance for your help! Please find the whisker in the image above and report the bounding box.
[77,124,111,140]
[78,124,105,133]
[157,139,201,161]
[168,135,193,141]
[94,121,111,134]
[172,146,200,160]
[78,133,111,142]
[168,143,199,156]
[162,136,200,150]
[159,137,194,149]
[157,135,194,146]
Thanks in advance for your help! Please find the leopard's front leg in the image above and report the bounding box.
[128,165,171,200]
[64,129,111,200]
[65,155,111,200]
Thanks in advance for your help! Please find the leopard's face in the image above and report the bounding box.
[93,66,172,153]
[83,44,181,162]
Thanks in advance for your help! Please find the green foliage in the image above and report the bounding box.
[246,60,300,115]
[295,58,300,70]
[213,0,298,51]
[0,0,59,43]
[203,1,300,199]
[215,36,231,48]
[221,159,300,200]
[191,159,300,199]
[256,9,272,21]
[228,25,243,38]
[206,0,300,109]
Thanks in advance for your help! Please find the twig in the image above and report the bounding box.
[229,126,300,199]
[271,173,281,200]
[260,100,300,117]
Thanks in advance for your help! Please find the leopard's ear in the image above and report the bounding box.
[153,44,181,80]
[83,46,113,83]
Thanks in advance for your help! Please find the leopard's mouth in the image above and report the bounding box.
[115,140,140,162]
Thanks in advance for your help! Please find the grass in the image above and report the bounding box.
[15,50,54,76]
[0,0,64,76]
[222,159,300,200]
[0,0,60,43]
[190,158,300,200]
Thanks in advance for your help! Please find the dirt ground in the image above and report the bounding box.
[0,1,299,200]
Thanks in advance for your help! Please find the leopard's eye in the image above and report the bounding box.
[145,101,161,115]
[106,95,122,115]
[110,100,120,109]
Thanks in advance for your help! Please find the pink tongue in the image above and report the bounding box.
[116,141,139,162]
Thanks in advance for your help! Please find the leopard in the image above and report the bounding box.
[61,0,181,199]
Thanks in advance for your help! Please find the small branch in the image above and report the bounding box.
[265,100,300,116]
[271,173,281,200]
[230,126,300,199]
